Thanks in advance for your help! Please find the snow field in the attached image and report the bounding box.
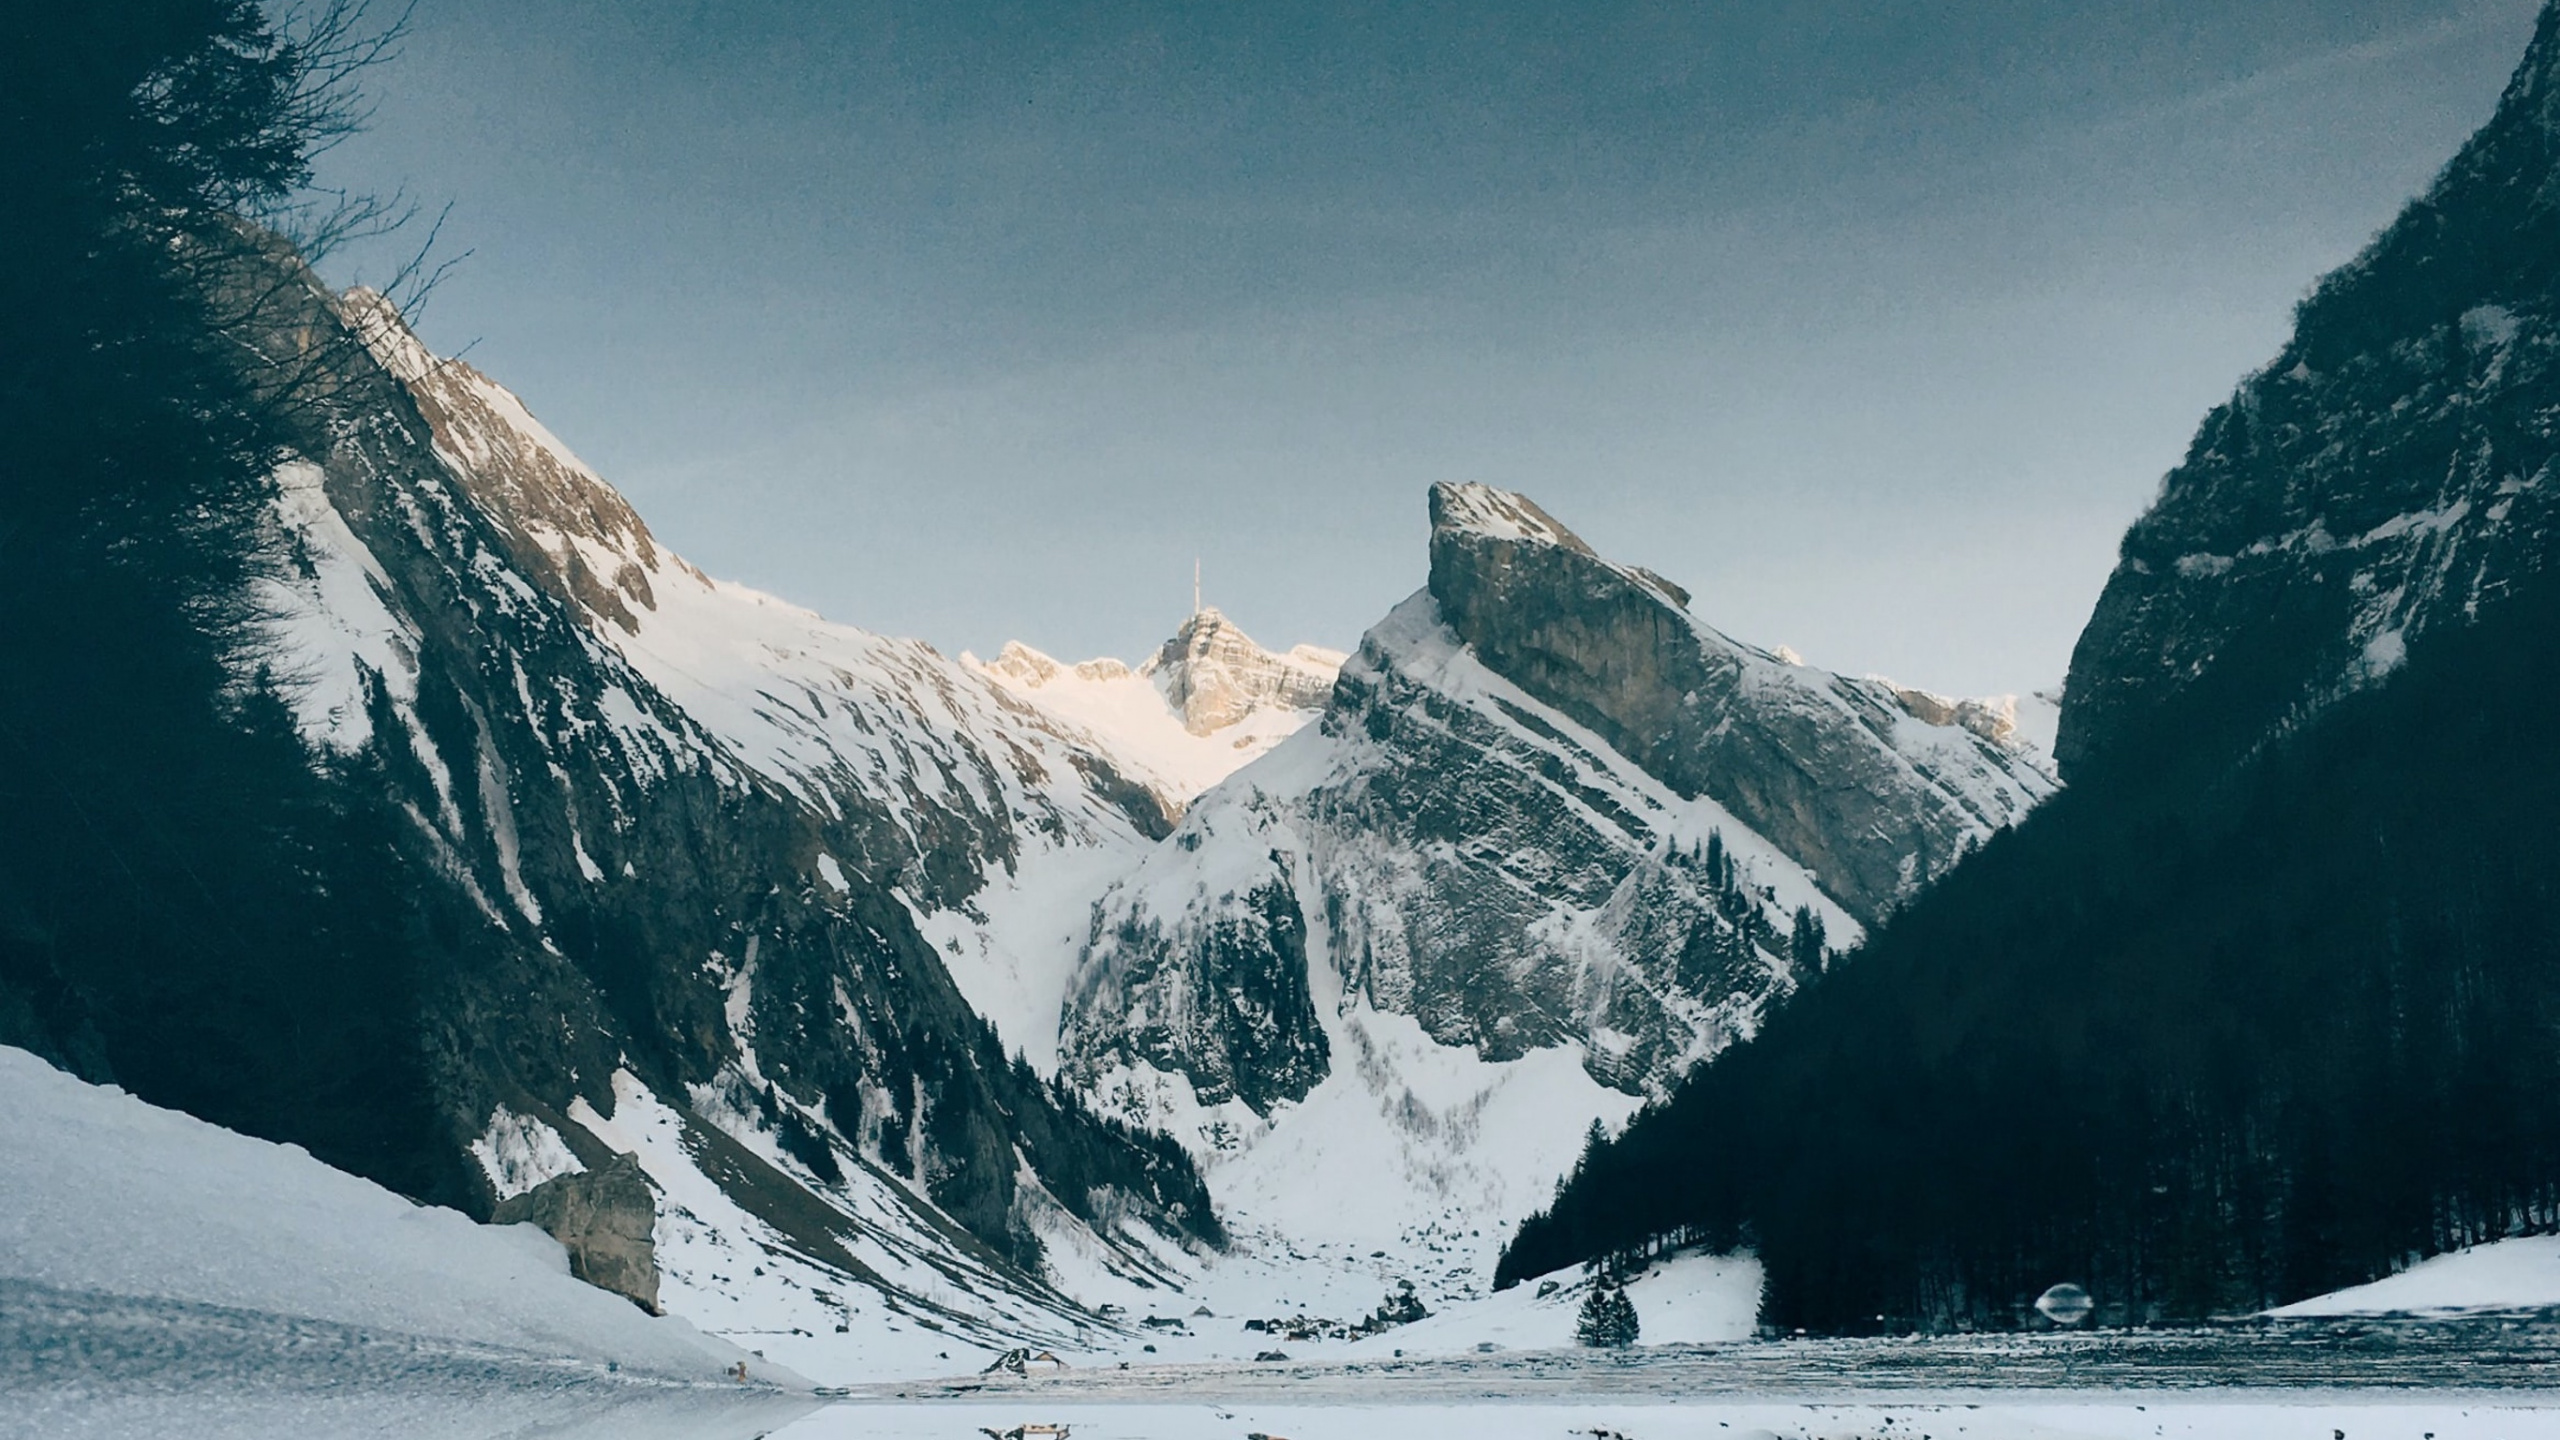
[0,1044,815,1438]
[2271,1236,2560,1318]
[0,1046,756,1383]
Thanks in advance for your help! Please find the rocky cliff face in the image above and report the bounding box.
[1428,484,2051,927]
[1052,485,2054,1276]
[2059,6,2560,783]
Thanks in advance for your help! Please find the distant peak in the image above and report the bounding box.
[984,640,1061,687]
[1175,605,1237,638]
[1147,609,1340,736]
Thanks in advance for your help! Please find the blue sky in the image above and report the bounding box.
[320,0,2542,697]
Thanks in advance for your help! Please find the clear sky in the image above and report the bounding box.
[317,0,2543,699]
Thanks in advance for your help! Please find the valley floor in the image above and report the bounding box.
[784,1321,2560,1440]
[776,1395,2560,1440]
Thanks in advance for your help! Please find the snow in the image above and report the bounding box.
[2012,688,2063,758]
[469,1103,586,1200]
[917,833,1151,1071]
[246,459,420,755]
[0,1043,811,1437]
[972,630,1341,806]
[0,1045,746,1377]
[1431,481,1591,552]
[568,1069,1168,1386]
[2271,1235,2560,1317]
[2361,625,2410,678]
[1335,1250,1762,1358]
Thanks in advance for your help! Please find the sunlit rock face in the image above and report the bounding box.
[1148,609,1344,737]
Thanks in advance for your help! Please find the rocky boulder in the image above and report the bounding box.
[492,1153,661,1314]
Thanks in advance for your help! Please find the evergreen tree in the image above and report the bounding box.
[1576,1279,1639,1348]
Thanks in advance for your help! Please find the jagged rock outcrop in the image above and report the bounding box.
[493,1153,661,1313]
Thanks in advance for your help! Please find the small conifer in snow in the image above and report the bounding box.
[1575,1279,1639,1348]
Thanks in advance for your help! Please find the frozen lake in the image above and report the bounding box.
[782,1317,2560,1440]
[13,1289,2560,1439]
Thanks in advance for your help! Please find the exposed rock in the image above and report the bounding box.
[1887,686,2020,747]
[493,1153,661,1313]
[1426,482,2052,926]
[1146,608,1343,736]
[1074,865,1328,1113]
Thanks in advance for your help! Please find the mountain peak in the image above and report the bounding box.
[1146,607,1341,736]
[1428,482,1597,558]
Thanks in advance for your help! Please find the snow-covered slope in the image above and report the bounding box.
[0,1044,815,1439]
[2270,1236,2560,1317]
[351,289,1174,888]
[973,608,1343,809]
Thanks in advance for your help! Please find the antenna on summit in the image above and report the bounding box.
[1193,558,1201,617]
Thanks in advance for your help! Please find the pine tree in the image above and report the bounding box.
[1575,1279,1639,1348]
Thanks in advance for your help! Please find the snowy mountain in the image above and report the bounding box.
[971,608,1344,811]
[1,255,1239,1379]
[4,233,2057,1367]
[1051,482,2056,1299]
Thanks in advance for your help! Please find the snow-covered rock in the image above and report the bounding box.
[973,608,1343,810]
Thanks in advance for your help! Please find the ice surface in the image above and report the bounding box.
[772,1397,2560,1440]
